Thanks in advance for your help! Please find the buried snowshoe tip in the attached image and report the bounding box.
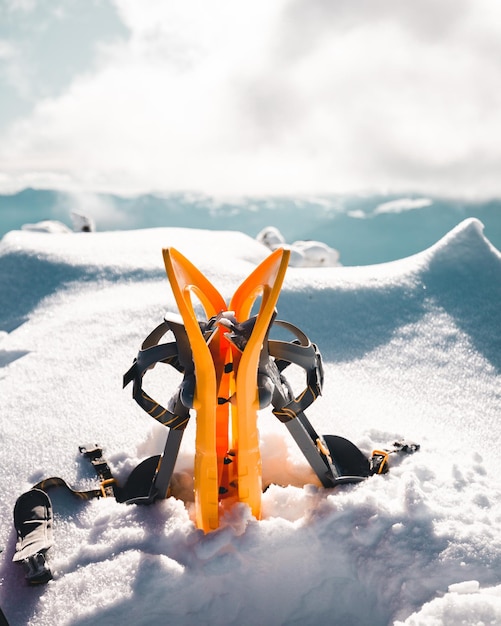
[393,440,420,454]
[370,439,421,475]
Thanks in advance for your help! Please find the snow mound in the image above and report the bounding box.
[0,219,500,626]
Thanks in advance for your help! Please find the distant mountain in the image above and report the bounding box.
[0,188,63,232]
[1,188,500,265]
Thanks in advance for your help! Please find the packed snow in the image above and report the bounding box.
[1,218,500,625]
[256,225,340,267]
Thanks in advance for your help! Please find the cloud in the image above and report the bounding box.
[374,198,433,215]
[57,191,126,227]
[0,0,500,197]
[0,40,15,59]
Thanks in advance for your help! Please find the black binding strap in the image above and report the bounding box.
[122,313,203,502]
[267,320,324,422]
[30,445,122,502]
[252,319,380,486]
[122,316,193,428]
[123,314,364,489]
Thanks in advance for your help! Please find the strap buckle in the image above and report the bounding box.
[371,450,390,474]
[316,437,331,458]
[79,444,118,497]
[78,444,103,460]
[100,478,118,498]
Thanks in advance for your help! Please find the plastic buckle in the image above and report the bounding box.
[100,478,117,498]
[79,444,103,460]
[316,437,330,458]
[371,450,390,474]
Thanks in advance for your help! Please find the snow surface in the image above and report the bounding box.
[256,225,340,267]
[0,218,500,625]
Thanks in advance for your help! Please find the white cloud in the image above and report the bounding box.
[374,198,433,215]
[0,0,501,197]
[0,38,32,100]
[0,40,16,58]
[58,191,126,227]
[3,0,38,12]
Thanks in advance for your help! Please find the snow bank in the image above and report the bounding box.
[0,218,500,625]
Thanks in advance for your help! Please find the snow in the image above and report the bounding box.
[256,225,340,267]
[0,218,500,625]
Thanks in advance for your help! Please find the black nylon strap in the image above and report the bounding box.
[31,444,124,501]
[78,444,121,499]
[123,316,196,430]
[264,320,324,422]
[125,315,324,427]
[272,360,323,423]
[32,477,103,501]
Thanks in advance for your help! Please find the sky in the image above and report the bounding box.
[1,218,501,625]
[0,0,501,198]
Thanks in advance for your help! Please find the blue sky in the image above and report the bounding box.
[0,0,500,198]
[0,0,127,131]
